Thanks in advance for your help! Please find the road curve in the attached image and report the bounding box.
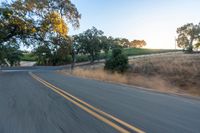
[0,71,200,133]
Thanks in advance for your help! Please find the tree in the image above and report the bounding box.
[0,0,81,65]
[177,23,200,53]
[100,36,110,55]
[74,27,104,63]
[0,42,22,66]
[0,0,80,44]
[104,48,128,73]
[194,42,200,50]
[100,36,116,56]
[34,45,52,65]
[0,44,6,65]
[130,40,147,48]
[121,38,130,48]
[114,38,130,48]
[34,36,72,65]
[52,36,72,65]
[6,48,22,66]
[176,33,189,51]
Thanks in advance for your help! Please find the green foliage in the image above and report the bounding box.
[100,36,111,55]
[71,48,177,63]
[0,0,80,44]
[123,48,176,56]
[76,55,89,62]
[6,49,22,66]
[0,0,80,66]
[73,27,104,63]
[112,48,122,57]
[34,45,52,65]
[100,36,120,55]
[104,48,128,73]
[0,45,6,65]
[177,23,200,53]
[34,36,72,65]
[21,53,37,61]
[0,43,22,66]
[72,27,124,63]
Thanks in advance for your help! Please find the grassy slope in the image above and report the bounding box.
[123,48,178,56]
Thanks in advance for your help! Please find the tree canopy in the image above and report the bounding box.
[0,0,80,44]
[0,0,81,65]
[177,23,200,52]
[130,40,146,48]
[73,27,104,63]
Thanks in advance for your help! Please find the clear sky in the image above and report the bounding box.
[69,0,200,49]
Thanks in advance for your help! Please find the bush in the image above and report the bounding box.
[76,55,89,62]
[104,48,128,73]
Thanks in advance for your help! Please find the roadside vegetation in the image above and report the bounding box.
[66,53,200,96]
[0,0,80,66]
[21,52,37,61]
[104,48,128,73]
[0,44,22,66]
[20,48,178,63]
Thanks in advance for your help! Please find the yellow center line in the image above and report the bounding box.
[29,72,145,133]
[57,71,146,133]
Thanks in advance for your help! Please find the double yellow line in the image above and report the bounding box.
[29,72,145,133]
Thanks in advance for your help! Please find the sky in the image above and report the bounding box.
[1,0,200,49]
[69,0,200,49]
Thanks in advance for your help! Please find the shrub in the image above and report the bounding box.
[104,48,128,73]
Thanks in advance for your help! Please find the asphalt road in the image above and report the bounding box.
[0,68,200,133]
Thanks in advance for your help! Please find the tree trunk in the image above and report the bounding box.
[188,38,194,53]
[90,52,94,64]
[71,50,76,70]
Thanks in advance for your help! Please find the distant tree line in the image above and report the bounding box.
[70,27,146,64]
[33,26,147,65]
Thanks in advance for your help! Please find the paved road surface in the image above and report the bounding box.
[0,68,200,133]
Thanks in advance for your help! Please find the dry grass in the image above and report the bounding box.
[129,53,200,95]
[69,68,180,94]
[64,53,200,96]
[71,68,128,84]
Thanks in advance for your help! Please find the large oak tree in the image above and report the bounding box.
[177,23,200,52]
[0,0,81,65]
